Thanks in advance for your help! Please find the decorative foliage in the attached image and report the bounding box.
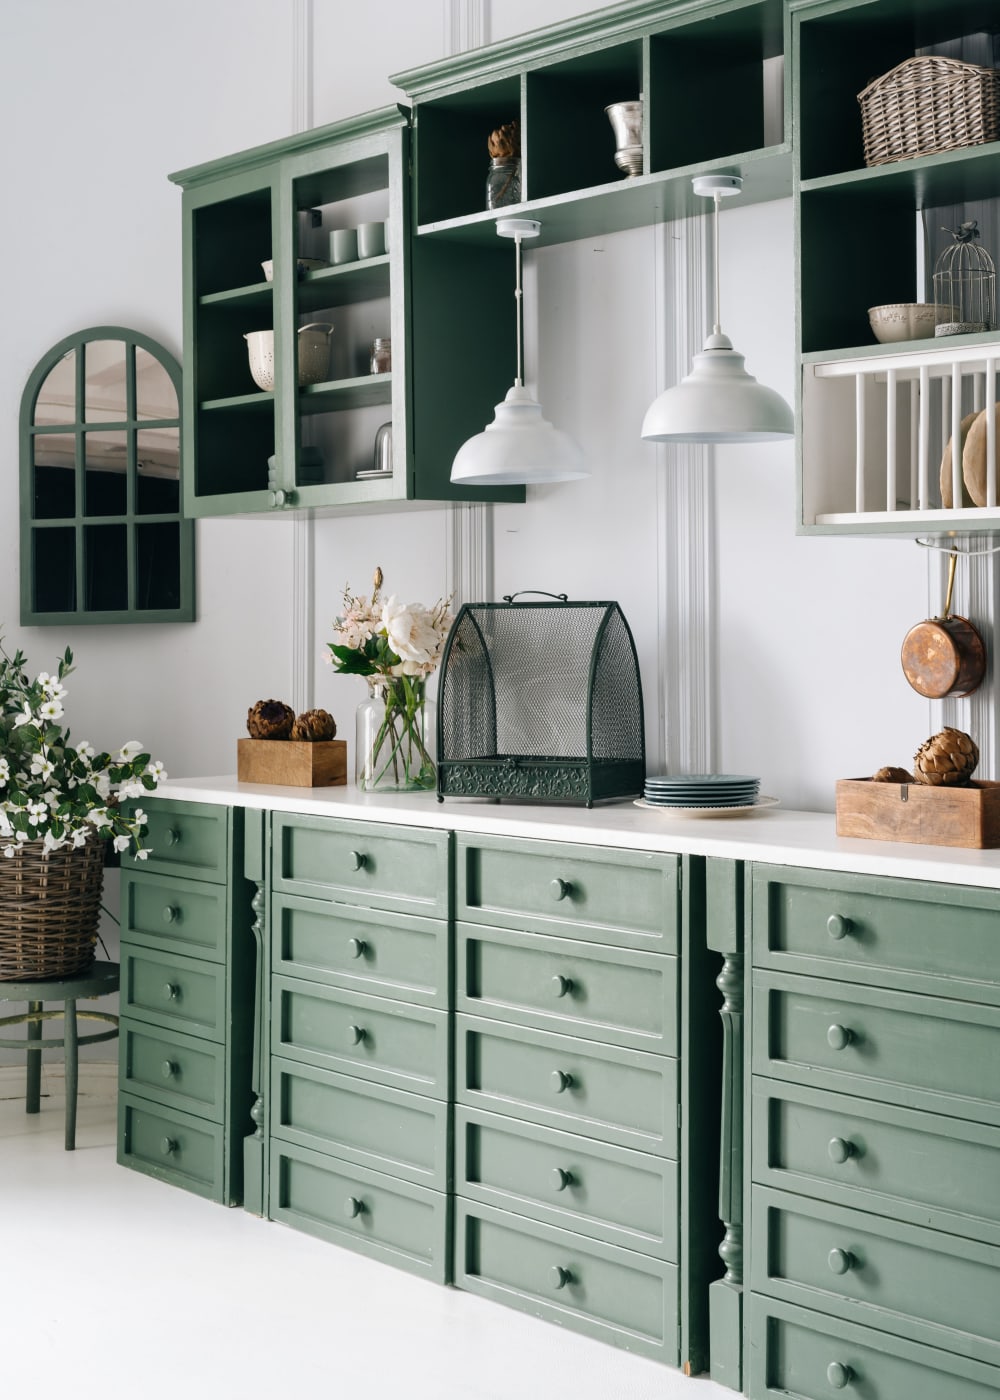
[246,699,295,740]
[0,639,164,859]
[290,708,337,742]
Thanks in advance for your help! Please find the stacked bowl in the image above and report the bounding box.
[642,773,760,810]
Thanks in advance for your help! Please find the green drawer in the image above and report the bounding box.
[121,947,226,1042]
[121,799,228,883]
[456,833,678,953]
[273,895,447,1009]
[752,1077,1000,1248]
[748,1295,1000,1400]
[120,1019,225,1121]
[456,1013,677,1157]
[458,923,677,1055]
[271,1056,450,1190]
[118,1092,224,1202]
[272,974,449,1100]
[753,970,1000,1125]
[122,871,227,963]
[272,812,449,917]
[456,1106,677,1261]
[752,865,1000,1005]
[752,1185,1000,1367]
[270,1138,450,1283]
[456,1200,678,1366]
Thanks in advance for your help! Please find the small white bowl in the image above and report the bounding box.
[868,303,940,344]
[260,257,329,283]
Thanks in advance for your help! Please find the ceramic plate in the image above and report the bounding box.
[634,796,780,817]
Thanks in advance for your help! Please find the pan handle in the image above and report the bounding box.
[943,552,958,620]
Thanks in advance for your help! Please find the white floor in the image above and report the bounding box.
[0,1064,737,1400]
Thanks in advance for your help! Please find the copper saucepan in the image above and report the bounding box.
[900,552,986,699]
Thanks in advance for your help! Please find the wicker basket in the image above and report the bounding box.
[0,835,106,981]
[859,55,1000,167]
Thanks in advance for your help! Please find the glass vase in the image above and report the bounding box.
[355,676,436,792]
[486,157,521,210]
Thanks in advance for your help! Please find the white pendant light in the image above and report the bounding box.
[451,217,587,485]
[641,174,794,445]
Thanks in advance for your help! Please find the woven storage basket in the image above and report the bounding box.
[0,835,105,981]
[859,55,1000,167]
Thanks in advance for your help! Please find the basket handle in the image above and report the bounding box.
[501,590,569,603]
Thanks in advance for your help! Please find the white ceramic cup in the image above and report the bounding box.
[330,228,358,264]
[357,221,386,259]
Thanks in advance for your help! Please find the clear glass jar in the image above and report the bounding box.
[486,157,521,210]
[370,338,391,375]
[355,676,436,792]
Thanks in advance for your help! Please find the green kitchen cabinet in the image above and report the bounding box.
[169,107,521,517]
[117,800,255,1205]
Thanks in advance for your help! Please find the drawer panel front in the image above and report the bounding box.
[270,1139,449,1283]
[273,975,449,1099]
[457,1014,677,1157]
[117,1093,224,1202]
[752,1186,1000,1367]
[456,1106,677,1260]
[456,833,678,952]
[121,948,225,1042]
[272,812,449,916]
[753,1078,1000,1247]
[458,924,677,1054]
[122,800,228,883]
[748,1295,1000,1400]
[271,1057,450,1190]
[122,871,227,963]
[456,1200,678,1366]
[120,1020,225,1120]
[753,970,1000,1123]
[273,895,447,1008]
[752,864,1000,1004]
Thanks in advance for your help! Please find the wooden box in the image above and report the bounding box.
[237,739,347,788]
[835,778,1000,849]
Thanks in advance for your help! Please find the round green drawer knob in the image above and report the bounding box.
[551,1168,573,1191]
[828,1137,856,1164]
[348,850,368,872]
[344,1196,364,1219]
[828,1248,855,1275]
[550,878,572,902]
[163,983,180,1001]
[165,827,181,846]
[347,938,367,959]
[827,1024,853,1051]
[826,1361,853,1389]
[163,904,180,924]
[551,975,574,998]
[162,1060,178,1080]
[161,1138,178,1156]
[550,1070,573,1094]
[549,1265,573,1290]
[826,914,852,940]
[348,1024,366,1045]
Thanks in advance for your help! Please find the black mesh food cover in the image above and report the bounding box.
[436,594,645,805]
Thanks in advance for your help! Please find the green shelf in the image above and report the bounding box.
[200,281,274,309]
[297,258,391,312]
[201,390,275,413]
[299,373,392,414]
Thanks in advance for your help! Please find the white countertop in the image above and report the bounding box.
[153,776,1000,891]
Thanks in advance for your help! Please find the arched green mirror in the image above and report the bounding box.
[20,326,194,624]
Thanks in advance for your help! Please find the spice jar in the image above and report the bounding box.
[370,337,391,375]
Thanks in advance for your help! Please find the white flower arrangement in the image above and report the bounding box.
[0,640,165,860]
[326,567,452,680]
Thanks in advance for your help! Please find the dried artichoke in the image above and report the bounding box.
[290,708,337,742]
[872,766,913,784]
[246,699,295,740]
[487,121,520,160]
[913,727,979,786]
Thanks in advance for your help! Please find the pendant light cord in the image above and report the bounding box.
[712,191,722,337]
[514,231,524,388]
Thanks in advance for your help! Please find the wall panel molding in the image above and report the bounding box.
[291,0,316,712]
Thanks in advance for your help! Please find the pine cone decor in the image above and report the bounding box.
[872,766,914,784]
[246,699,295,740]
[290,708,337,742]
[487,121,520,159]
[913,727,979,786]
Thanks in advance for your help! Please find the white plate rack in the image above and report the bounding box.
[802,338,1000,530]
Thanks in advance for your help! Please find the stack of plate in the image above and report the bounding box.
[642,774,760,809]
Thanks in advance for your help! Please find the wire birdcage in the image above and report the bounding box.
[934,220,996,336]
[436,592,645,806]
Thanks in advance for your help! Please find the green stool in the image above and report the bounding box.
[0,960,119,1150]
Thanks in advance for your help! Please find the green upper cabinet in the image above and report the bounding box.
[19,326,194,625]
[793,0,1000,535]
[170,107,522,517]
[392,0,790,249]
